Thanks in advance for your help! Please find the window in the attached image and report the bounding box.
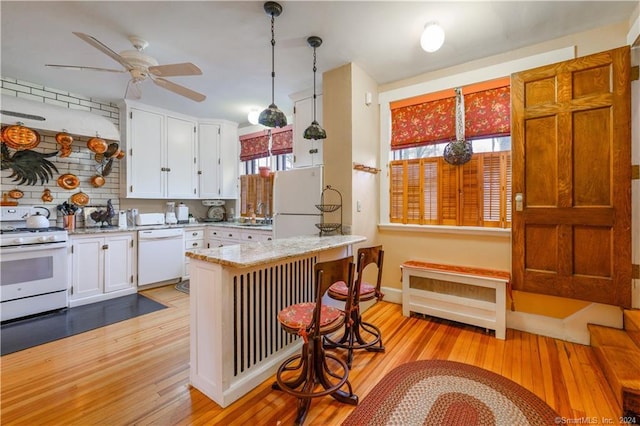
[388,78,512,229]
[389,138,511,228]
[239,126,293,217]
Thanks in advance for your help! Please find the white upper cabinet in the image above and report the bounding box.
[198,120,239,199]
[292,94,323,168]
[121,101,197,199]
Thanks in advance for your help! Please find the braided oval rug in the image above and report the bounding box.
[342,360,558,426]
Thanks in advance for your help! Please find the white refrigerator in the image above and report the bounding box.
[273,166,323,239]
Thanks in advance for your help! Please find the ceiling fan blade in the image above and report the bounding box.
[152,77,206,102]
[72,32,132,70]
[45,64,125,73]
[125,79,142,100]
[148,62,202,77]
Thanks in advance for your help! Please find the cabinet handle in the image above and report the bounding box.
[102,244,109,250]
[166,167,171,172]
[247,236,252,239]
[228,234,233,237]
[267,237,272,241]
[192,232,198,236]
[192,242,198,247]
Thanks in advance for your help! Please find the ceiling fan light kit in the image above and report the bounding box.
[46,32,206,102]
[258,1,287,128]
[303,36,327,140]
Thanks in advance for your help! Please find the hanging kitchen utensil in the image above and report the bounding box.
[70,190,89,206]
[87,136,107,153]
[1,123,41,150]
[94,152,105,163]
[1,193,18,206]
[8,189,23,199]
[41,188,53,202]
[102,158,114,177]
[59,145,72,158]
[104,142,119,158]
[55,131,74,146]
[443,87,473,166]
[57,173,80,190]
[90,174,105,187]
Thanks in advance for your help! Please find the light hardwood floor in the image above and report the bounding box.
[1,285,623,425]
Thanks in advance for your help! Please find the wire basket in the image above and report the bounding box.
[315,204,341,213]
[315,223,342,233]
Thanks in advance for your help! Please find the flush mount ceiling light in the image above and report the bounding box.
[258,1,287,128]
[420,23,445,53]
[303,36,327,140]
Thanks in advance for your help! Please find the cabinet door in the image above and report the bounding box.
[129,108,165,198]
[218,122,239,199]
[293,95,323,168]
[71,237,104,300]
[198,123,221,199]
[104,234,134,293]
[167,116,198,198]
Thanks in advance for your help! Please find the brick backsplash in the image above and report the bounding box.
[1,76,122,225]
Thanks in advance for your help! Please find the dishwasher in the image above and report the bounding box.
[138,228,184,287]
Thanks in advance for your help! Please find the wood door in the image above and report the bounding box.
[511,46,631,307]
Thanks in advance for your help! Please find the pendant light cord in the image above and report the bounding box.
[270,13,276,104]
[312,46,317,121]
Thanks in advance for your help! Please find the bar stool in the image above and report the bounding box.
[324,245,385,368]
[272,256,359,426]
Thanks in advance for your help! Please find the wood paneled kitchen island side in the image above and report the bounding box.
[185,235,366,408]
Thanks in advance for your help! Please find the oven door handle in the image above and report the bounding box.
[1,243,67,252]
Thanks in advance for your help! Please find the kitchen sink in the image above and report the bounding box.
[237,222,269,227]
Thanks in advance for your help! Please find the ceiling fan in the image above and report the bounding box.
[46,32,206,102]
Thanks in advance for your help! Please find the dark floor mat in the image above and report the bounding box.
[1,293,166,356]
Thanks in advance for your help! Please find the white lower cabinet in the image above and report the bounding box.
[206,226,272,247]
[70,233,135,307]
[184,228,205,279]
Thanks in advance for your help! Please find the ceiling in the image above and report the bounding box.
[1,1,636,126]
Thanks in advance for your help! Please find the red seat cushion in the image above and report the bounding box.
[277,302,342,330]
[328,281,376,298]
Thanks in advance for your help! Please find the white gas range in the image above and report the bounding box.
[1,206,69,322]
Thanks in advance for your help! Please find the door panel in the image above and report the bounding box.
[512,46,631,307]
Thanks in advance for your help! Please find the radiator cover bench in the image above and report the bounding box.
[401,261,510,339]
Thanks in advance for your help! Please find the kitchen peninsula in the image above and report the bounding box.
[185,234,366,407]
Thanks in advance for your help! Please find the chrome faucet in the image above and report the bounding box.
[257,203,265,215]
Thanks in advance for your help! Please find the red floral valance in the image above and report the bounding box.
[271,127,293,156]
[239,125,293,161]
[391,83,511,150]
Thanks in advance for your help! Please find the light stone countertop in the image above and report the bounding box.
[186,234,366,268]
[68,221,272,236]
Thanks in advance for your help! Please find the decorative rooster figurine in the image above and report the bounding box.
[90,199,116,227]
[1,143,59,185]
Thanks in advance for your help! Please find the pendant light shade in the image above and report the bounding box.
[303,36,326,140]
[259,2,287,128]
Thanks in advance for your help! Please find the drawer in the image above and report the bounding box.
[185,239,204,250]
[185,229,204,240]
[207,228,236,239]
[240,231,273,242]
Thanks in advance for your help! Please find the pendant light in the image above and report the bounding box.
[443,87,473,165]
[303,36,327,140]
[258,2,287,128]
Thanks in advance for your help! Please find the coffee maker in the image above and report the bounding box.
[165,202,177,224]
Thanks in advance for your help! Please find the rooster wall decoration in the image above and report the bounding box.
[1,143,59,185]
